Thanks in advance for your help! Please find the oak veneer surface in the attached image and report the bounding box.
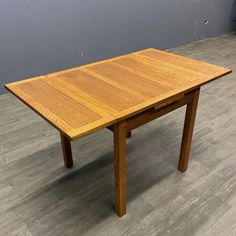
[5,48,231,140]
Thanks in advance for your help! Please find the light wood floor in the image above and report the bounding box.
[0,34,236,236]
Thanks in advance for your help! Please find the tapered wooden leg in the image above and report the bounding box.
[60,133,73,168]
[127,131,131,138]
[114,121,127,217]
[178,89,200,172]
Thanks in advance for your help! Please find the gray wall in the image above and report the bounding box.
[0,0,235,94]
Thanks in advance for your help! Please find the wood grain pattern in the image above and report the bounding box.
[5,48,231,140]
[17,80,101,128]
[140,48,228,76]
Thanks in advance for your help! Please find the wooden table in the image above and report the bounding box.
[5,48,231,217]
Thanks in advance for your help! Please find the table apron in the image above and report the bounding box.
[107,89,197,133]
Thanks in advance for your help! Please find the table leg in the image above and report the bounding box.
[127,131,132,138]
[178,89,200,172]
[114,121,127,217]
[60,133,73,168]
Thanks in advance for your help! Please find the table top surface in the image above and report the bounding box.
[5,48,231,140]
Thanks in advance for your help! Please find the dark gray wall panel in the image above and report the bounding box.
[0,0,235,93]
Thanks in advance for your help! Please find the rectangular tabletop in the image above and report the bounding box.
[5,48,231,140]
